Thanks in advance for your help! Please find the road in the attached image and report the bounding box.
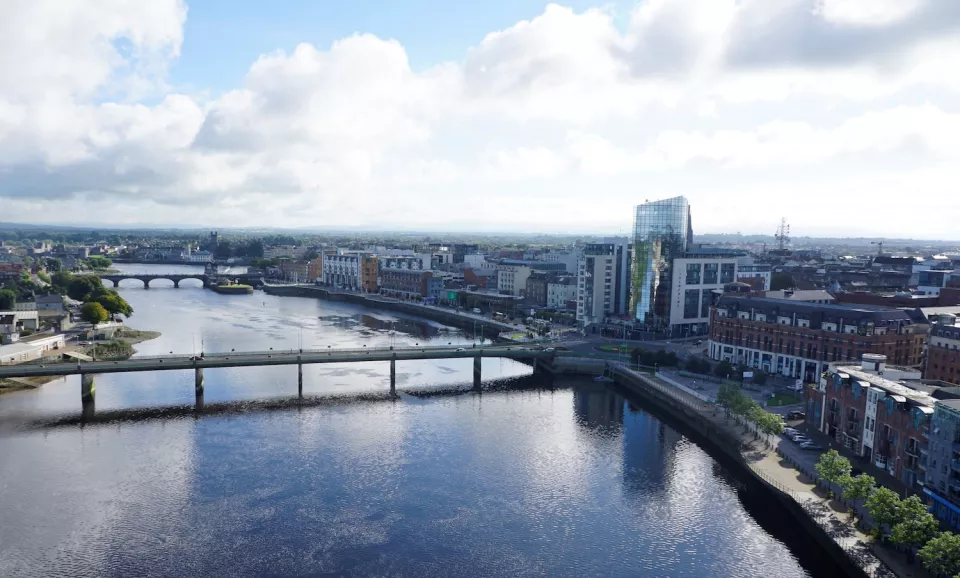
[0,343,562,378]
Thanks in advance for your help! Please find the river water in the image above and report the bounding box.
[0,264,840,577]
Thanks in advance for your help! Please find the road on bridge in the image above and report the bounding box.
[0,344,563,379]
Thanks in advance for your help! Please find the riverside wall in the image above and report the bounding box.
[261,285,510,340]
[613,369,872,578]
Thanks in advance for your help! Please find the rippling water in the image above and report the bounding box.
[0,265,838,577]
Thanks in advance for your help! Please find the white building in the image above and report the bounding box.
[0,334,65,365]
[497,263,532,296]
[547,277,577,309]
[463,254,487,268]
[322,252,362,289]
[540,249,582,274]
[668,255,740,337]
[184,250,213,264]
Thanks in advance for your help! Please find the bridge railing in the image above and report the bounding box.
[28,342,548,366]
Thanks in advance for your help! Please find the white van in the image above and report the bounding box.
[472,308,482,314]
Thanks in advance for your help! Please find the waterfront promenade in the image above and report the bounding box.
[611,363,903,578]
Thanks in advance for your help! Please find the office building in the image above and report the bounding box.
[668,250,739,337]
[709,296,925,382]
[631,196,693,328]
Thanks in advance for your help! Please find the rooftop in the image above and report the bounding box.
[718,295,900,314]
[834,365,937,407]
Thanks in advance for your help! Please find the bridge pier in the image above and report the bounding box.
[298,363,303,398]
[143,278,150,289]
[173,279,180,288]
[195,367,204,396]
[80,373,96,402]
[473,355,482,390]
[390,355,396,394]
[109,279,119,287]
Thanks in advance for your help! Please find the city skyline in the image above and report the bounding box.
[2,1,959,237]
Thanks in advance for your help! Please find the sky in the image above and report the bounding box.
[1,0,959,239]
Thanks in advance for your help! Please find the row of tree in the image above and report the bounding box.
[49,273,134,325]
[629,348,680,368]
[715,382,785,435]
[815,449,960,573]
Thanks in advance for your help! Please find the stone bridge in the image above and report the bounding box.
[98,273,210,288]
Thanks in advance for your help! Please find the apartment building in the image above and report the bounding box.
[709,296,925,383]
[806,356,933,491]
[322,252,363,289]
[668,253,739,337]
[497,260,565,297]
[547,277,577,309]
[360,256,379,293]
[926,323,960,385]
[577,240,630,327]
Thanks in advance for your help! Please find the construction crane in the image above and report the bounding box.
[774,218,790,251]
[871,241,884,256]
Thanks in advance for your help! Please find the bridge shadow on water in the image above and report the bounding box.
[23,373,557,431]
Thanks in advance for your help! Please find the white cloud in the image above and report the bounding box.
[1,0,960,238]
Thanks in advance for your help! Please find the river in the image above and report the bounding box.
[0,264,842,577]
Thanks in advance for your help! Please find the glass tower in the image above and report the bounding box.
[631,196,693,327]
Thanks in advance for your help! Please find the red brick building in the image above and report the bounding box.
[709,295,926,383]
[926,324,960,385]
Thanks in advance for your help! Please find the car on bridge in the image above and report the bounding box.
[190,355,204,361]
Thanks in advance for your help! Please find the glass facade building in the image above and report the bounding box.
[631,196,693,326]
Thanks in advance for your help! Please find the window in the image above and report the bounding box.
[700,290,712,318]
[684,289,700,319]
[703,262,719,285]
[720,263,735,284]
[686,263,702,285]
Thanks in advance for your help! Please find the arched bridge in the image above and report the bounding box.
[98,274,210,288]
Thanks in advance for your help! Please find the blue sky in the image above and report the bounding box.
[3,0,960,237]
[172,0,633,91]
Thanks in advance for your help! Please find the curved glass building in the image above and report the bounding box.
[630,196,693,327]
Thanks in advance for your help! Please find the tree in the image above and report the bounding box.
[67,276,105,301]
[80,302,109,325]
[756,411,785,436]
[0,289,15,310]
[865,487,902,539]
[95,291,133,317]
[815,450,852,497]
[919,532,960,577]
[715,360,734,379]
[51,271,73,290]
[839,474,876,519]
[44,257,62,272]
[753,371,768,386]
[86,255,112,269]
[891,496,939,562]
[771,272,795,291]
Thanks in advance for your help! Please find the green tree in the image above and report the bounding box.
[51,271,73,290]
[839,474,876,519]
[753,371,768,386]
[715,360,734,379]
[815,450,852,497]
[86,255,112,269]
[891,496,939,562]
[95,291,133,317]
[80,302,109,325]
[37,271,51,284]
[756,411,785,435]
[44,257,62,272]
[67,276,105,301]
[919,531,960,577]
[770,272,795,291]
[0,289,15,310]
[865,487,903,539]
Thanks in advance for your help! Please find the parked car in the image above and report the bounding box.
[783,428,800,437]
[799,442,823,450]
[791,435,811,444]
[786,411,806,420]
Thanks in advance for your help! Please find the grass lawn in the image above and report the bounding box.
[597,344,641,353]
[766,392,802,407]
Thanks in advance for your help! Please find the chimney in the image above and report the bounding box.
[862,353,886,374]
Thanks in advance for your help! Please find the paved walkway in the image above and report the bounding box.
[616,365,911,578]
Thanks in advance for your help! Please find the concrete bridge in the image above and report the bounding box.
[0,344,562,408]
[98,273,211,288]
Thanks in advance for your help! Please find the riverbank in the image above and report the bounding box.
[612,366,901,578]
